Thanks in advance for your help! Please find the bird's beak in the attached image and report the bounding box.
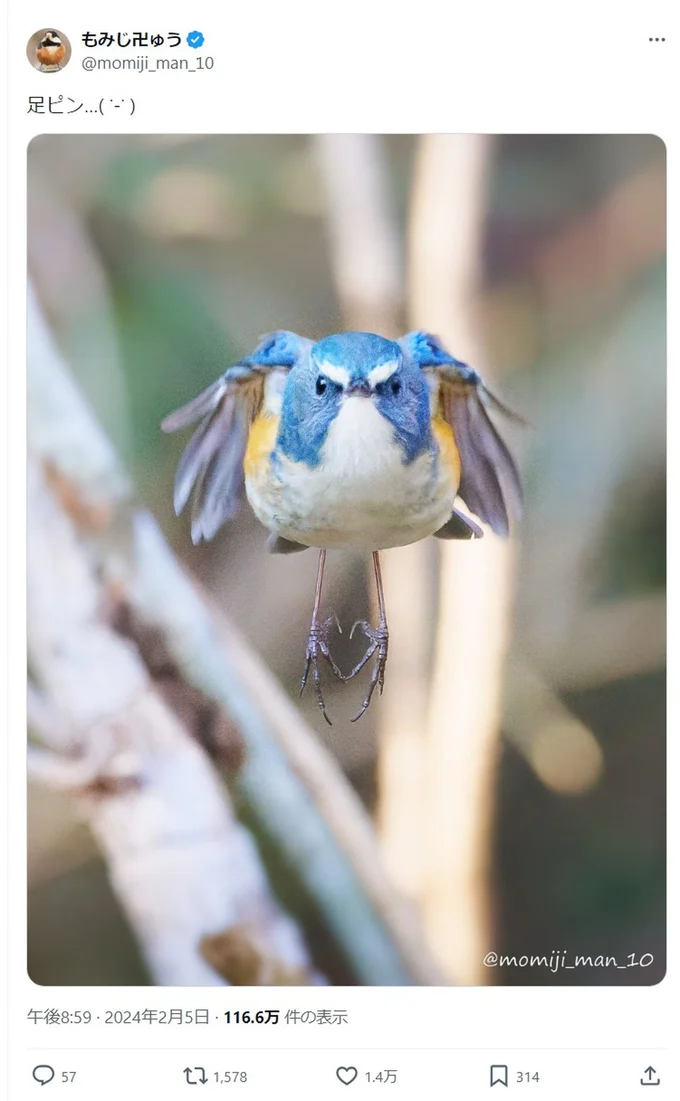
[345,380,372,397]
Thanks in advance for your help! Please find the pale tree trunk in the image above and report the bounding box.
[315,134,436,908]
[408,134,514,985]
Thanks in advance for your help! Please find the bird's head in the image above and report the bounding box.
[278,331,432,466]
[40,31,62,46]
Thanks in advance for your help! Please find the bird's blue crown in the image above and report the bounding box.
[312,332,400,381]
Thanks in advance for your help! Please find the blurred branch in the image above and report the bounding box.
[315,135,435,903]
[409,134,511,984]
[314,134,403,335]
[28,280,439,986]
[27,281,131,510]
[27,454,317,986]
[540,593,665,691]
[408,135,490,351]
[373,542,433,899]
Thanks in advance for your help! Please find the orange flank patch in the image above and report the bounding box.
[432,415,461,489]
[244,414,279,483]
[36,45,65,65]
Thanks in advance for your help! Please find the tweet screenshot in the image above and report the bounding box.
[3,2,672,1097]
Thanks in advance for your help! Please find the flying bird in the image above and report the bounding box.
[162,330,522,722]
[35,31,66,70]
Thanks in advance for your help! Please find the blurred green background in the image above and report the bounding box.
[27,135,665,985]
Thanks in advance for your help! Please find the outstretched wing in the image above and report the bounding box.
[161,330,308,544]
[401,330,523,537]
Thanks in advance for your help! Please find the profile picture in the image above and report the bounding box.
[26,29,72,73]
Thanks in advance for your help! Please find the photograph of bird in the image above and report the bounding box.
[35,31,66,71]
[162,329,522,722]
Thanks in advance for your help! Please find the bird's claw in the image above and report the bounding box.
[299,614,344,726]
[346,620,389,721]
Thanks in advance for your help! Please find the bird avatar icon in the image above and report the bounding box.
[35,31,66,70]
[162,330,522,722]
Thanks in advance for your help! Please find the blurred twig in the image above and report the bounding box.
[28,280,440,986]
[409,134,509,984]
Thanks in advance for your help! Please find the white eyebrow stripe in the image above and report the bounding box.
[368,360,400,386]
[317,361,350,386]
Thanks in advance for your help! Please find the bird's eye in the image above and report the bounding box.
[315,376,327,396]
[390,378,402,396]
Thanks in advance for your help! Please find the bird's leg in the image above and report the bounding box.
[300,549,344,725]
[347,551,389,721]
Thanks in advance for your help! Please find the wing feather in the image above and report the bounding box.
[161,331,307,543]
[160,377,228,433]
[467,392,524,518]
[189,405,249,543]
[445,390,510,535]
[172,391,237,515]
[401,330,523,537]
[442,386,523,536]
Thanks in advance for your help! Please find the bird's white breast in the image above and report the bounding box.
[246,396,456,550]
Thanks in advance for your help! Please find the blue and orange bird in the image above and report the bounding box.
[162,330,522,722]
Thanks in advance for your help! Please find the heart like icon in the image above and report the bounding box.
[336,1066,358,1085]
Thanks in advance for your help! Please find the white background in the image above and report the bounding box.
[3,2,674,1097]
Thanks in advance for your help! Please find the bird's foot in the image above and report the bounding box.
[347,620,389,721]
[299,614,344,726]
